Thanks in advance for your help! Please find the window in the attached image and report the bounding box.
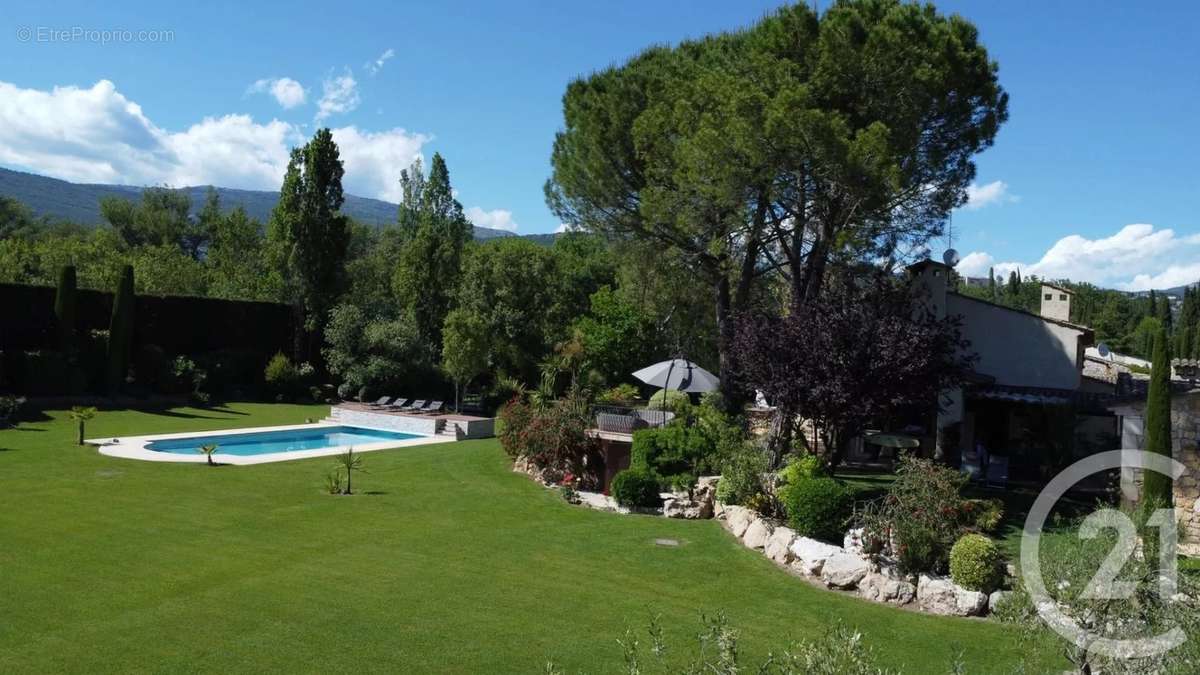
[1044,294,1053,301]
[1060,294,1068,301]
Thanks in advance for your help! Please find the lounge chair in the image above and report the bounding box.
[383,398,409,410]
[416,401,444,415]
[400,399,426,413]
[367,396,393,408]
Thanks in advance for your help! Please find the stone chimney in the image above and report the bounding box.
[1040,283,1072,322]
[909,259,950,319]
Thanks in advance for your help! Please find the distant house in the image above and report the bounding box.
[864,260,1115,482]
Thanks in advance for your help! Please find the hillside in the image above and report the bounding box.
[0,166,519,240]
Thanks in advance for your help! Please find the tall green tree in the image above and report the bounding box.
[0,196,39,239]
[1141,328,1174,505]
[268,128,351,358]
[441,308,490,411]
[106,265,135,394]
[392,153,473,350]
[53,265,78,353]
[988,267,997,301]
[546,0,1007,395]
[101,187,192,251]
[1155,291,1174,334]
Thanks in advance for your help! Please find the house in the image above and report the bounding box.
[898,260,1115,482]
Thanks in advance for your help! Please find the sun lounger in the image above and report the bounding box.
[367,396,391,407]
[400,399,426,412]
[383,398,409,410]
[415,401,444,415]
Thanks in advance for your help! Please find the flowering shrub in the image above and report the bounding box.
[859,456,973,574]
[498,394,597,486]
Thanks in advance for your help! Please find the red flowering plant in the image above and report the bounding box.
[498,392,599,488]
[858,456,973,575]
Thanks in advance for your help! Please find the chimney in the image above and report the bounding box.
[909,259,950,319]
[1040,283,1072,322]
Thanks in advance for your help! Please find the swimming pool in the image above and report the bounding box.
[91,422,454,465]
[147,426,422,456]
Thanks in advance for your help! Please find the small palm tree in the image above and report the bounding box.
[68,406,97,445]
[334,447,365,495]
[197,444,219,466]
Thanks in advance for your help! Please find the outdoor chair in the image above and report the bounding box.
[367,396,392,408]
[416,401,444,415]
[400,399,426,412]
[384,398,410,410]
[985,456,1009,489]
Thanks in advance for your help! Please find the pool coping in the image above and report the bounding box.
[87,421,456,465]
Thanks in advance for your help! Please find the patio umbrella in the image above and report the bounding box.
[632,359,720,393]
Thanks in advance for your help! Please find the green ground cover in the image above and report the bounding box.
[0,403,1058,673]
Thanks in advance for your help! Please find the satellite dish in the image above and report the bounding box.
[943,248,961,267]
[1098,343,1111,359]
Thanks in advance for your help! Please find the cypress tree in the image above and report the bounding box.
[1141,328,1174,505]
[106,265,135,395]
[53,265,78,353]
[988,267,997,301]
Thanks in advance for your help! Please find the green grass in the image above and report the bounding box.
[0,403,1059,673]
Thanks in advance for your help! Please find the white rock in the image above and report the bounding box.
[790,537,842,577]
[742,518,774,549]
[722,506,754,538]
[917,574,988,617]
[764,526,797,564]
[859,572,916,605]
[843,527,865,556]
[820,552,871,589]
[988,590,1012,613]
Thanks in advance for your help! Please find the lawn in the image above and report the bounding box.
[0,403,1059,673]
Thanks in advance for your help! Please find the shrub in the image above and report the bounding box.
[0,395,25,427]
[859,456,972,574]
[949,534,1004,593]
[780,477,853,542]
[631,425,712,488]
[595,383,640,406]
[611,468,662,508]
[264,352,303,399]
[778,452,826,485]
[106,265,135,394]
[134,344,170,391]
[715,443,768,506]
[647,388,689,412]
[962,497,1005,534]
[497,394,597,486]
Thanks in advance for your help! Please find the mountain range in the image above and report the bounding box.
[0,166,557,244]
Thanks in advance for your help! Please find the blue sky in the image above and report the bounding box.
[2,1,1198,290]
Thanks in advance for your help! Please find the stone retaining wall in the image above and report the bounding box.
[1170,393,1200,545]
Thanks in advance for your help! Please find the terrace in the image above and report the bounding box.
[330,401,496,439]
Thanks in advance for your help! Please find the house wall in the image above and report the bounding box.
[947,294,1085,390]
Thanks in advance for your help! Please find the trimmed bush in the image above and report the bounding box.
[53,265,78,353]
[264,352,302,399]
[780,477,853,542]
[611,468,662,508]
[631,425,711,488]
[106,265,135,394]
[647,388,689,411]
[949,534,1004,593]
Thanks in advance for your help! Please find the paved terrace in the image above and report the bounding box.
[330,403,496,439]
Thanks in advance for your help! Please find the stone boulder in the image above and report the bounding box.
[764,526,797,564]
[663,492,712,519]
[820,551,871,589]
[988,590,1012,614]
[917,574,989,617]
[843,527,866,556]
[859,572,916,605]
[722,506,755,538]
[742,518,774,549]
[695,476,720,504]
[789,537,842,577]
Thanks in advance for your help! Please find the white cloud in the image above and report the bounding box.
[957,223,1200,290]
[466,206,519,232]
[0,79,430,202]
[247,77,307,109]
[555,223,584,234]
[365,48,395,75]
[331,126,429,203]
[315,71,360,121]
[962,180,1016,210]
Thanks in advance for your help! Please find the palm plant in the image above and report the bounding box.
[333,447,365,495]
[68,406,97,445]
[197,444,219,466]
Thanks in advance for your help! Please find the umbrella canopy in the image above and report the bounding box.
[632,359,720,393]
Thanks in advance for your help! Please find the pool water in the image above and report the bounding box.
[146,426,421,456]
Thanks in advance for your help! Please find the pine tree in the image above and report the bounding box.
[1141,328,1174,505]
[106,265,135,394]
[54,265,78,353]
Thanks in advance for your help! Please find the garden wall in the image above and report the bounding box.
[0,282,296,360]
